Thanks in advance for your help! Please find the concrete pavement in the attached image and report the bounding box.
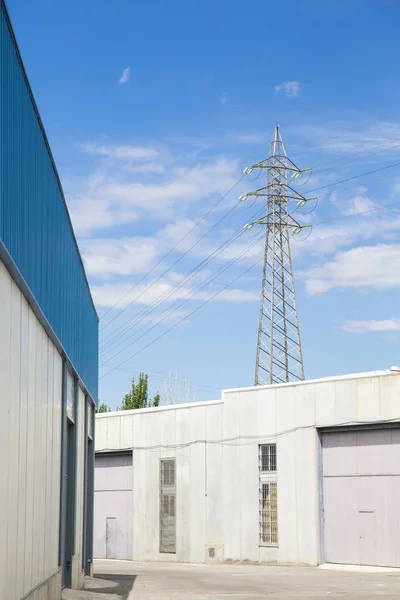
[62,559,400,599]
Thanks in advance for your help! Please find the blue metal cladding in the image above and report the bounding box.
[0,2,98,401]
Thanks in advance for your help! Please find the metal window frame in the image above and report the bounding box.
[159,458,176,554]
[59,361,78,588]
[258,443,278,547]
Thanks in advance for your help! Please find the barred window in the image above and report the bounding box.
[259,444,278,546]
[160,459,176,553]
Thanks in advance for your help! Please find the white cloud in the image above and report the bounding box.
[92,277,258,308]
[220,93,229,105]
[274,81,300,98]
[341,194,376,216]
[80,219,202,278]
[68,154,239,236]
[81,237,160,278]
[342,318,400,333]
[304,243,400,294]
[82,143,158,161]
[291,121,400,154]
[118,67,130,85]
[122,162,166,174]
[233,133,268,144]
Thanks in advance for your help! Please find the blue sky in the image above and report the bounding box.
[7,0,400,408]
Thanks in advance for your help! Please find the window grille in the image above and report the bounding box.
[259,444,278,546]
[160,459,176,553]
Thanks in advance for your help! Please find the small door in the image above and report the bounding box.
[106,517,117,559]
[359,511,376,566]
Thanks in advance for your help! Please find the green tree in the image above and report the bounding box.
[96,402,111,413]
[120,372,161,410]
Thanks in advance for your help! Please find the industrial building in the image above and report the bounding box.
[0,2,98,599]
[95,370,400,568]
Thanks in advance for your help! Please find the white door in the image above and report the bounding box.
[106,517,117,559]
[322,428,400,567]
[94,453,133,560]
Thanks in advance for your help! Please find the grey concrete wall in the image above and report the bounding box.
[95,371,400,566]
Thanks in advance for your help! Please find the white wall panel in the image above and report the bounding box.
[107,416,121,450]
[356,377,381,422]
[189,406,207,563]
[205,403,224,547]
[16,296,29,599]
[32,325,45,584]
[120,414,134,448]
[6,283,21,600]
[334,378,358,423]
[0,263,11,599]
[238,391,259,562]
[95,417,108,450]
[0,260,66,599]
[222,392,241,561]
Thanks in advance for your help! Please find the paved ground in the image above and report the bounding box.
[62,559,400,600]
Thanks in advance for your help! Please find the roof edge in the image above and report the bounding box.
[95,399,223,418]
[222,369,400,395]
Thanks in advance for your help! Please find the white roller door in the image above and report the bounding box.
[322,428,400,567]
[94,452,133,560]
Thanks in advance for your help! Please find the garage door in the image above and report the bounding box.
[322,428,400,567]
[94,453,133,560]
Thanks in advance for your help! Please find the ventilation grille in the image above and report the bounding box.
[205,544,224,563]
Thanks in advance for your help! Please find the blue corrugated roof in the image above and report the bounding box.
[0,1,98,400]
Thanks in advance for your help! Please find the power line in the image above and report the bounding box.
[100,206,265,355]
[305,159,400,194]
[100,215,248,351]
[315,199,400,227]
[100,232,264,368]
[313,139,400,176]
[100,248,264,379]
[99,176,245,329]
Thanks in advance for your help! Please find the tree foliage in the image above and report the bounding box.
[120,372,160,410]
[96,402,111,413]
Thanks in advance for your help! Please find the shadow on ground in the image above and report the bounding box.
[85,574,136,598]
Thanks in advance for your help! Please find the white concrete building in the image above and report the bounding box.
[95,370,400,568]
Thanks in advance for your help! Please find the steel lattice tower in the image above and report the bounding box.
[242,126,312,386]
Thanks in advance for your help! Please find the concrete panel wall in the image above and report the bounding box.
[0,260,63,599]
[95,371,400,567]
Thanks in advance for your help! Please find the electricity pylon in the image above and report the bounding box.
[241,126,313,386]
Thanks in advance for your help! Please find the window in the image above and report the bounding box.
[259,444,278,546]
[160,459,176,553]
[66,370,75,422]
[87,399,93,440]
